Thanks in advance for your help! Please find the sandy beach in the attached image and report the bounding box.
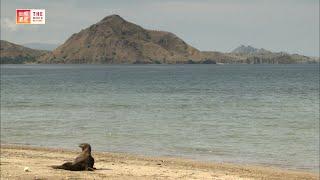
[0,144,318,180]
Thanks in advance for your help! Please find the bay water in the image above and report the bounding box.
[1,64,319,172]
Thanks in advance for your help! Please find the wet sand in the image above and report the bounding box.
[0,144,318,180]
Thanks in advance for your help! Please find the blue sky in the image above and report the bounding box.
[1,0,319,56]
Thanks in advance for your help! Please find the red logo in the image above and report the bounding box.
[16,9,31,24]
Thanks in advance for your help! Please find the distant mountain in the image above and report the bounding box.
[231,45,271,54]
[22,43,59,51]
[39,14,209,64]
[0,40,49,64]
[227,45,317,64]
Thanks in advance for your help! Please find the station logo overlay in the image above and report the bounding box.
[16,9,45,24]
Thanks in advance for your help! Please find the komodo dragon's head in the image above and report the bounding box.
[79,143,92,153]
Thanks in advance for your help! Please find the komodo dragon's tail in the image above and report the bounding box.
[50,162,76,170]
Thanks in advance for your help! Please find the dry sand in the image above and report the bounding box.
[0,144,318,180]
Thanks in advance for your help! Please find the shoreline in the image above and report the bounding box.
[1,144,318,179]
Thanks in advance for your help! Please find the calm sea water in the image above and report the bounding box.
[1,64,319,172]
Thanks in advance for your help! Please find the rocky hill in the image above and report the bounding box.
[40,15,209,64]
[0,40,49,64]
[2,15,317,64]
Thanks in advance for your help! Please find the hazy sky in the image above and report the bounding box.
[1,0,319,56]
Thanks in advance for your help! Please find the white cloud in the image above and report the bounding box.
[1,17,19,31]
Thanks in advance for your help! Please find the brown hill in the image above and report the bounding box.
[40,15,208,64]
[2,15,317,64]
[0,40,48,64]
